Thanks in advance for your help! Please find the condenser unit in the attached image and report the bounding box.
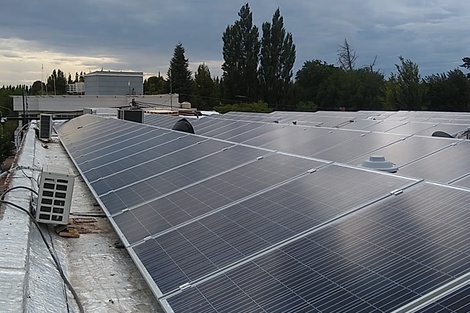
[39,114,52,140]
[35,166,75,225]
[118,109,144,123]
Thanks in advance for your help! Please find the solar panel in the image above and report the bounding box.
[399,141,470,183]
[98,144,266,214]
[113,154,327,245]
[78,131,195,173]
[209,122,265,141]
[414,123,469,137]
[223,123,280,143]
[347,136,458,168]
[144,114,181,128]
[58,114,470,312]
[339,119,381,130]
[363,120,407,132]
[415,284,470,313]
[164,183,470,312]
[311,132,403,163]
[452,174,470,189]
[130,165,415,296]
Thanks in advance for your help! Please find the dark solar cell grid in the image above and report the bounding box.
[115,154,325,245]
[133,165,413,295]
[144,114,181,128]
[75,129,167,163]
[78,132,189,173]
[60,115,118,143]
[79,133,203,177]
[399,141,470,183]
[210,122,265,141]
[89,139,232,194]
[66,120,142,149]
[416,284,470,313]
[99,145,265,214]
[167,184,470,312]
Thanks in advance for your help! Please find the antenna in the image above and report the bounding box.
[41,64,44,95]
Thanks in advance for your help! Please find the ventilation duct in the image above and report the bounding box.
[431,131,454,138]
[360,155,398,173]
[172,118,195,134]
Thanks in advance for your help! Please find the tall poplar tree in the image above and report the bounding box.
[259,8,296,109]
[222,3,260,102]
[194,63,217,109]
[168,43,193,103]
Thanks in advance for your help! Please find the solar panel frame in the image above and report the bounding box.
[164,183,470,312]
[415,283,470,313]
[130,165,416,296]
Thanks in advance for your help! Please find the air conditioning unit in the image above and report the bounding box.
[35,166,75,225]
[118,109,144,123]
[39,114,52,140]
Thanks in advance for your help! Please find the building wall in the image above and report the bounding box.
[84,71,143,95]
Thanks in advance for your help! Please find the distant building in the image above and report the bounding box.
[83,70,143,95]
[66,82,85,95]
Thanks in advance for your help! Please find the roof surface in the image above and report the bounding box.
[55,110,470,312]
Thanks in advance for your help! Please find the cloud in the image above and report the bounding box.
[0,0,469,85]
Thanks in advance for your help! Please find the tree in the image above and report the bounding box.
[144,75,166,95]
[384,56,426,110]
[425,69,470,111]
[337,39,357,71]
[30,80,45,95]
[46,69,67,95]
[461,57,470,78]
[193,63,218,109]
[168,43,193,103]
[337,68,385,111]
[259,8,296,110]
[222,3,260,102]
[295,60,339,109]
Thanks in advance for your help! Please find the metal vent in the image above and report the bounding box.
[360,155,398,173]
[36,167,75,225]
[39,114,52,140]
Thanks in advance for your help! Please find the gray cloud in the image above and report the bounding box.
[0,0,469,85]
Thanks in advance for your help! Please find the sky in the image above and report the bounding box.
[1,0,469,86]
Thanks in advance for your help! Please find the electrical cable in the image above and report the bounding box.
[0,185,38,200]
[0,199,85,313]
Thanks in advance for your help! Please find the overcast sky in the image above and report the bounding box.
[1,1,469,86]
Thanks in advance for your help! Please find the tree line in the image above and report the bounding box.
[12,3,470,113]
[147,4,470,112]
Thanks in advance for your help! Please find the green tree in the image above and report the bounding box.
[424,69,470,111]
[193,63,218,110]
[30,80,45,95]
[384,56,426,110]
[222,3,260,102]
[0,86,19,166]
[461,57,470,78]
[259,8,296,110]
[46,69,67,95]
[144,75,166,95]
[295,60,340,109]
[168,43,193,103]
[338,68,385,111]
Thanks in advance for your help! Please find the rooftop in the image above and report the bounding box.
[2,109,470,312]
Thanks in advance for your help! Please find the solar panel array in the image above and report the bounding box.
[58,112,470,313]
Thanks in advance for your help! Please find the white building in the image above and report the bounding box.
[84,70,143,95]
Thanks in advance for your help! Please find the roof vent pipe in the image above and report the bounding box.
[360,155,398,173]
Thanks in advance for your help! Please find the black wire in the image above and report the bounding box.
[0,185,38,200]
[0,199,85,313]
